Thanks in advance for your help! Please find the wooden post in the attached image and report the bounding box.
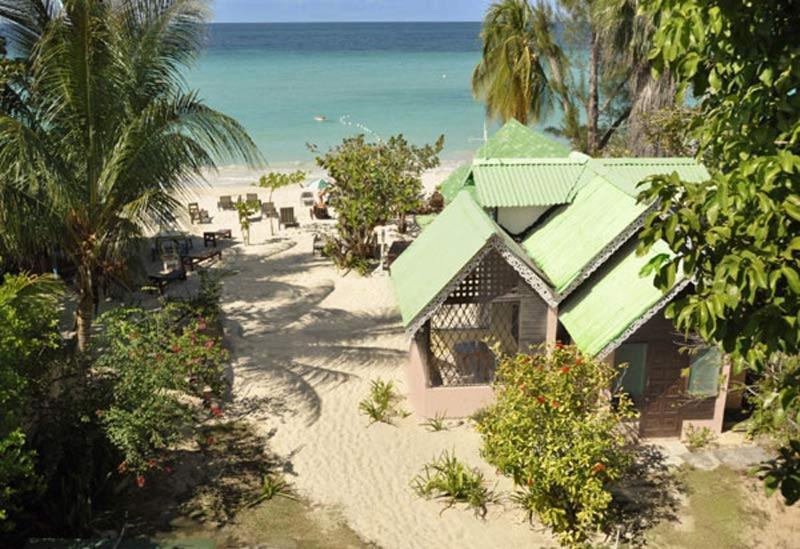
[545,305,558,348]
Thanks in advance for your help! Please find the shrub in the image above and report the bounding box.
[96,303,229,477]
[312,134,443,270]
[411,450,494,518]
[358,379,405,425]
[477,345,637,547]
[684,425,717,451]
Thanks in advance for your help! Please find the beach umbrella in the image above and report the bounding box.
[305,179,331,192]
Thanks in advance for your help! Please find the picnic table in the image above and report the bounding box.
[151,231,192,260]
[203,229,233,247]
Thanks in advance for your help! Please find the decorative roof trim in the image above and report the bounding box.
[488,237,558,308]
[595,278,692,359]
[404,235,558,337]
[555,205,654,301]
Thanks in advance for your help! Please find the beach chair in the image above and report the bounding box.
[188,203,211,224]
[262,201,277,218]
[279,207,299,229]
[300,191,315,207]
[217,195,234,211]
[188,202,200,223]
[245,193,261,207]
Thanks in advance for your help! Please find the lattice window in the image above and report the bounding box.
[427,251,524,387]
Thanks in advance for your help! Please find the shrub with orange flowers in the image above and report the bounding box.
[476,344,637,547]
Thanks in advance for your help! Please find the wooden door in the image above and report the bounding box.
[639,343,685,438]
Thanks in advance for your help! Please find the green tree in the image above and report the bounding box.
[639,0,800,504]
[0,272,62,531]
[256,170,306,235]
[0,0,260,351]
[473,0,674,156]
[313,134,442,273]
[477,345,636,546]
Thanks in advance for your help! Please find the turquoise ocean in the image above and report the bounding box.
[188,22,558,165]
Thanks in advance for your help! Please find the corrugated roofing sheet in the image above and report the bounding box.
[523,176,648,293]
[476,119,571,159]
[597,158,710,197]
[473,159,588,207]
[438,163,472,204]
[390,192,499,326]
[559,240,684,357]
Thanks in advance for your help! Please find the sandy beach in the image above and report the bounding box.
[167,166,556,548]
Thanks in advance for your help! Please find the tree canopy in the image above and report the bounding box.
[639,0,800,504]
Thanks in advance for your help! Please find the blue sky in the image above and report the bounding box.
[211,1,493,22]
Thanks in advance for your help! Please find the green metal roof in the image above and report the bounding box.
[559,240,685,357]
[522,176,648,293]
[390,192,500,326]
[597,158,710,197]
[473,158,588,207]
[476,119,571,159]
[438,163,473,204]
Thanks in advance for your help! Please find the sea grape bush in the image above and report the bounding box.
[477,345,636,547]
[96,304,229,479]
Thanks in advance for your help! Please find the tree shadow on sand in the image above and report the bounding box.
[608,443,687,545]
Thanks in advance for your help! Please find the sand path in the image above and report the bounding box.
[216,229,555,549]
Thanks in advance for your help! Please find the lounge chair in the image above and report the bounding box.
[312,233,327,256]
[188,202,211,224]
[279,207,299,229]
[300,191,315,207]
[245,193,261,207]
[217,195,234,211]
[262,202,277,218]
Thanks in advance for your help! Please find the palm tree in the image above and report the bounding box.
[0,0,261,351]
[472,0,570,126]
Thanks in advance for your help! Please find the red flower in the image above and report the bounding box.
[206,436,215,446]
[555,342,564,350]
[210,404,223,417]
[536,396,546,404]
[526,478,534,486]
[592,462,606,474]
[551,400,559,408]
[575,358,584,366]
[205,340,215,350]
[561,366,570,374]
[136,475,145,488]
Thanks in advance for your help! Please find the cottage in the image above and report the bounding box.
[391,121,739,438]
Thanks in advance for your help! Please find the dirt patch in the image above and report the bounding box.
[645,466,800,549]
[105,421,373,547]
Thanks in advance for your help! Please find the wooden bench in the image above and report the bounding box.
[182,248,222,271]
[203,229,233,247]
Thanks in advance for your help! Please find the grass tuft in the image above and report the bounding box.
[411,450,495,518]
[358,378,406,425]
[421,412,449,432]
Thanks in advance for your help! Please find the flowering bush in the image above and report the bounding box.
[96,303,229,479]
[476,345,636,547]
